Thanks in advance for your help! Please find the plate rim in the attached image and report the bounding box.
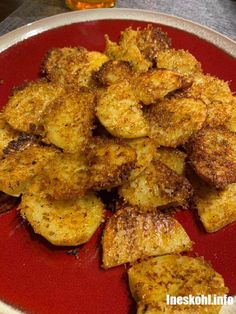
[0,8,236,57]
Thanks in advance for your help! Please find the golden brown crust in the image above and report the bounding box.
[119,159,192,209]
[189,127,236,189]
[0,144,57,196]
[128,255,228,314]
[133,69,192,105]
[42,89,95,152]
[0,115,18,155]
[3,80,65,134]
[102,206,192,268]
[185,74,234,127]
[156,147,186,175]
[146,97,207,147]
[38,152,90,200]
[156,49,202,75]
[87,137,137,190]
[93,60,133,86]
[42,47,108,88]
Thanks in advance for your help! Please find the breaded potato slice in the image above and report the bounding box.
[125,138,156,180]
[189,127,236,189]
[43,89,95,152]
[43,47,108,88]
[0,145,56,196]
[225,97,236,132]
[0,115,18,155]
[102,206,192,268]
[128,255,228,314]
[87,137,136,190]
[156,147,186,175]
[96,81,149,138]
[156,49,202,75]
[146,97,207,147]
[38,152,90,200]
[105,26,171,72]
[119,159,192,209]
[134,69,192,105]
[188,170,236,232]
[93,60,133,86]
[186,74,234,127]
[20,182,104,246]
[3,81,64,134]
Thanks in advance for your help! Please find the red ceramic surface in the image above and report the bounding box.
[0,19,236,314]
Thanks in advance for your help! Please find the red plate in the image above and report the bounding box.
[0,11,236,314]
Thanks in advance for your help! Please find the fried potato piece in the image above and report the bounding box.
[125,138,156,181]
[156,49,202,75]
[189,127,236,189]
[0,145,56,196]
[43,89,95,152]
[156,147,186,175]
[43,47,108,88]
[105,26,171,72]
[0,115,18,155]
[146,97,207,147]
[134,69,192,105]
[188,169,236,232]
[186,74,234,127]
[225,97,236,132]
[87,137,136,190]
[119,159,192,209]
[135,25,171,61]
[102,206,192,268]
[38,152,90,200]
[93,60,133,86]
[20,182,104,246]
[3,81,65,134]
[128,255,228,314]
[96,81,149,138]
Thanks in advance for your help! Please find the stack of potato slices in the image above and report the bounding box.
[0,25,234,313]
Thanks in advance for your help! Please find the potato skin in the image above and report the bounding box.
[87,137,137,190]
[43,89,95,152]
[96,81,149,138]
[20,182,104,246]
[119,159,192,210]
[128,255,228,314]
[3,80,65,134]
[146,97,207,147]
[134,69,192,106]
[189,127,236,189]
[102,206,192,269]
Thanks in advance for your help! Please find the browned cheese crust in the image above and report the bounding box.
[42,47,108,88]
[87,137,137,190]
[102,206,192,269]
[189,127,236,189]
[3,80,65,134]
[119,159,192,210]
[185,74,234,127]
[145,97,207,147]
[42,89,95,152]
[93,60,133,86]
[156,49,202,76]
[133,69,192,105]
[128,255,228,314]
